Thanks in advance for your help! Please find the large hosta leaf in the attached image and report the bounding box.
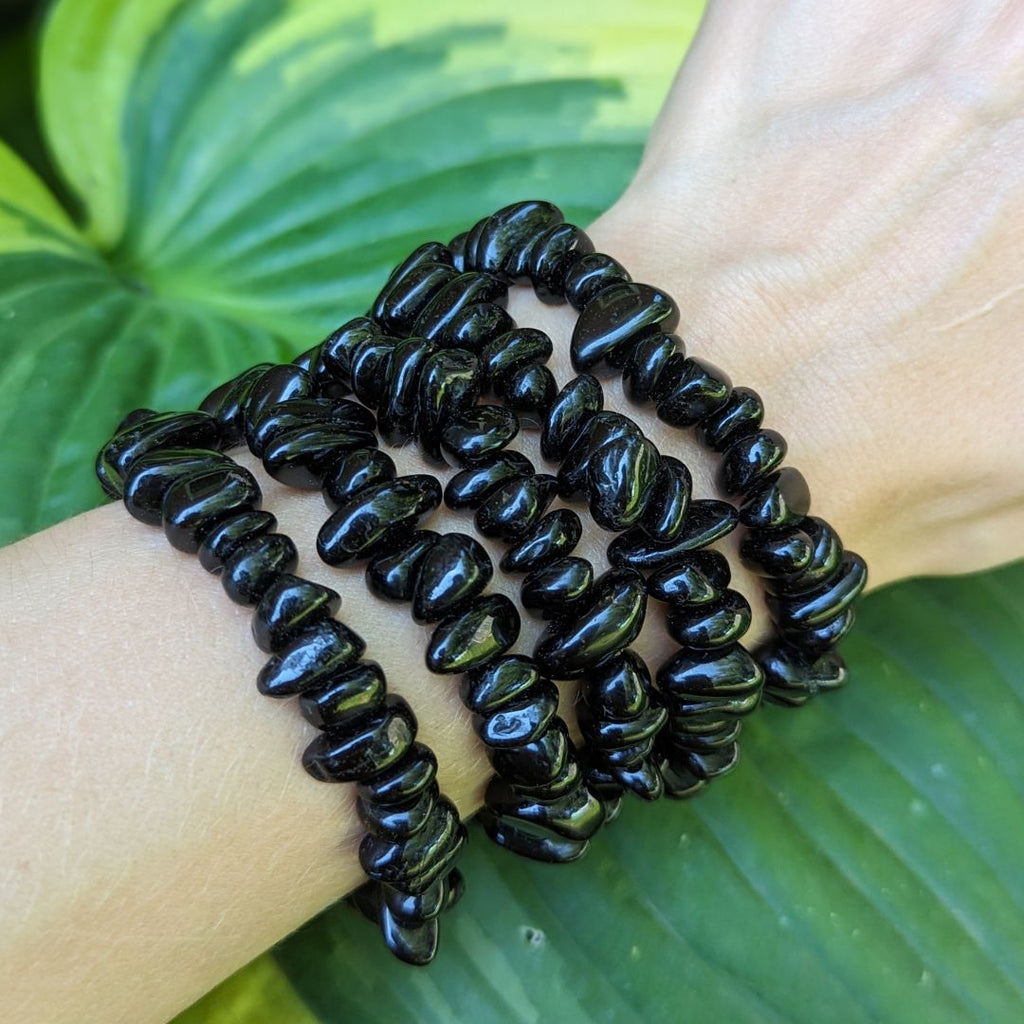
[1,1,1021,1021]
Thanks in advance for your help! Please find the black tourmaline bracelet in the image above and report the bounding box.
[95,389,465,967]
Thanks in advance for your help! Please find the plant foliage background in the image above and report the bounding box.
[0,1,1021,1021]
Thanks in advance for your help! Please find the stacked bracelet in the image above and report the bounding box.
[94,196,866,969]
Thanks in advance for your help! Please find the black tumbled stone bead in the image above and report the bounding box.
[415,348,481,464]
[243,364,312,441]
[252,574,341,653]
[198,510,277,574]
[412,532,492,623]
[571,282,679,374]
[500,508,582,574]
[557,411,641,500]
[303,695,416,783]
[586,433,661,531]
[760,643,849,707]
[358,742,437,806]
[639,455,691,542]
[578,702,666,752]
[448,231,468,272]
[425,594,520,674]
[647,550,731,605]
[489,718,571,791]
[484,776,606,844]
[474,680,560,748]
[123,448,231,525]
[696,386,764,452]
[371,262,460,337]
[719,429,788,496]
[781,606,857,651]
[460,655,542,715]
[660,742,739,799]
[314,318,380,397]
[376,907,439,968]
[382,869,459,926]
[521,556,594,619]
[540,373,603,462]
[582,649,651,719]
[623,333,682,405]
[378,337,435,446]
[768,516,844,595]
[564,251,631,311]
[666,590,753,649]
[656,357,732,428]
[443,450,534,510]
[299,660,386,729]
[440,405,519,466]
[411,272,507,342]
[739,467,811,530]
[358,782,438,842]
[470,200,564,278]
[257,618,366,697]
[740,524,815,578]
[115,408,157,432]
[262,425,377,489]
[766,552,867,628]
[479,816,588,864]
[221,533,299,605]
[505,363,557,422]
[317,475,442,566]
[529,222,594,304]
[474,474,557,542]
[323,448,397,510]
[481,328,553,395]
[365,531,439,602]
[350,337,396,408]
[608,500,739,572]
[444,302,515,353]
[162,465,261,554]
[199,364,273,448]
[248,397,377,459]
[656,645,764,719]
[534,568,646,679]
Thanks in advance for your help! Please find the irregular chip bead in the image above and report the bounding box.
[623,333,682,405]
[528,222,594,303]
[656,644,765,720]
[377,337,436,446]
[474,680,560,748]
[199,364,273,447]
[459,655,543,715]
[719,429,788,496]
[608,500,739,572]
[414,348,481,463]
[425,594,521,674]
[365,530,440,602]
[323,448,397,509]
[766,552,867,628]
[481,328,554,395]
[257,618,366,697]
[474,474,557,542]
[162,465,261,553]
[696,386,764,452]
[666,589,753,649]
[760,643,849,707]
[656,357,733,428]
[299,660,387,729]
[123,448,232,525]
[564,251,631,311]
[638,455,691,543]
[411,532,493,623]
[198,509,278,574]
[252,574,342,653]
[358,742,438,806]
[647,550,731,605]
[520,556,594,619]
[739,467,811,530]
[469,200,564,278]
[500,508,582,574]
[358,783,438,842]
[443,450,534,509]
[586,433,661,531]
[440,404,519,466]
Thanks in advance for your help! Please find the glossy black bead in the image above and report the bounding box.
[475,474,557,542]
[660,742,739,798]
[500,508,582,574]
[249,397,377,459]
[768,516,844,595]
[97,411,222,497]
[371,261,460,337]
[323,448,397,509]
[360,800,466,894]
[760,643,849,707]
[262,425,377,489]
[412,532,493,623]
[586,433,661,531]
[521,556,594,619]
[162,465,261,554]
[639,455,691,542]
[656,357,732,428]
[198,510,277,574]
[292,345,319,372]
[470,200,564,278]
[252,574,342,653]
[358,783,438,842]
[377,242,453,301]
[411,272,507,342]
[221,533,299,605]
[199,364,272,447]
[781,606,857,651]
[740,524,816,578]
[365,531,439,602]
[475,680,560,748]
[440,405,519,466]
[489,718,571,792]
[540,373,603,462]
[696,386,764,452]
[534,568,646,679]
[648,352,689,403]
[317,475,442,566]
[578,702,666,752]
[608,500,739,572]
[719,429,788,496]
[656,644,764,719]
[257,618,366,697]
[382,868,461,925]
[415,348,481,463]
[350,337,396,408]
[564,251,631,311]
[582,649,652,720]
[122,449,230,525]
[478,815,588,864]
[242,364,311,441]
[571,282,679,374]
[739,467,811,530]
[557,410,641,500]
[115,407,157,432]
[358,743,437,806]
[299,660,386,729]
[647,550,731,605]
[622,332,681,405]
[444,302,515,353]
[766,552,867,628]
[315,317,381,396]
[443,450,533,510]
[484,776,605,843]
[460,655,543,715]
[425,594,520,674]
[529,222,594,303]
[505,364,557,422]
[666,590,753,649]
[447,231,468,272]
[302,695,415,783]
[481,328,553,395]
[603,760,664,802]
[376,907,439,968]
[377,337,435,446]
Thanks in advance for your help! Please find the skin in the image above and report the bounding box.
[2,1,1022,1021]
